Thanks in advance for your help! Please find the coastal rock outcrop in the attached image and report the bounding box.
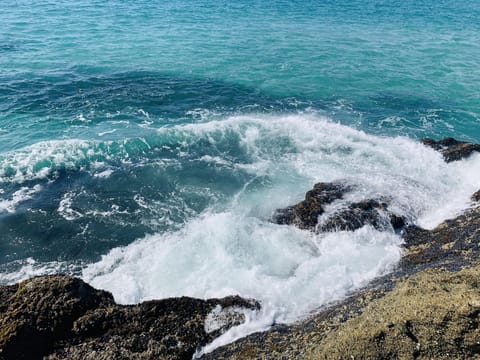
[204,203,480,359]
[272,181,405,233]
[204,138,480,358]
[317,198,406,232]
[273,138,480,234]
[0,276,259,360]
[272,181,349,230]
[473,190,480,202]
[422,137,480,162]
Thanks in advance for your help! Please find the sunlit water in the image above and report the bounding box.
[1,0,480,353]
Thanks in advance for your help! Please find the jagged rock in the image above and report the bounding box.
[422,137,480,162]
[318,199,406,232]
[273,182,405,233]
[0,276,260,360]
[272,181,349,230]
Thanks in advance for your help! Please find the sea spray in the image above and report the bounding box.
[78,115,480,350]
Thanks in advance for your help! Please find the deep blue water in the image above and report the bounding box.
[1,1,480,333]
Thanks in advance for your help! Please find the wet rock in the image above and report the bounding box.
[0,276,113,360]
[318,199,406,232]
[422,137,480,162]
[402,225,433,247]
[272,181,349,230]
[273,182,406,233]
[0,276,259,360]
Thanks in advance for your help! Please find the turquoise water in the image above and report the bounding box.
[1,0,480,345]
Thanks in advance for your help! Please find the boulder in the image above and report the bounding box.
[473,190,480,202]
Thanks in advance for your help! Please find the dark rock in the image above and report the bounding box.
[402,225,433,248]
[0,276,113,360]
[0,276,260,360]
[400,206,480,271]
[421,137,480,162]
[473,190,480,202]
[273,182,406,233]
[318,199,406,232]
[272,181,350,230]
[390,213,406,230]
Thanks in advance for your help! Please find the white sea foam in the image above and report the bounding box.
[80,114,480,354]
[0,185,42,213]
[58,192,83,221]
[58,190,132,222]
[83,213,402,311]
[94,168,114,178]
[98,129,117,137]
[0,139,107,182]
[159,114,480,228]
[0,258,82,284]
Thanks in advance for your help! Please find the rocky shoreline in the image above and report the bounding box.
[205,197,480,359]
[1,138,479,359]
[0,276,259,360]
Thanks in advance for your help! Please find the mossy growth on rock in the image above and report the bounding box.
[309,264,480,359]
[0,276,259,360]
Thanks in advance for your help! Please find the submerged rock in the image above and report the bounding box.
[422,137,480,162]
[0,276,259,360]
[273,181,406,233]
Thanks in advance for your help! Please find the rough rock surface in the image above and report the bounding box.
[272,182,405,233]
[401,206,480,272]
[422,137,480,162]
[0,276,259,360]
[318,199,406,232]
[272,181,349,230]
[203,204,480,359]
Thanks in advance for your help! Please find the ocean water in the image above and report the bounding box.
[1,0,480,352]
